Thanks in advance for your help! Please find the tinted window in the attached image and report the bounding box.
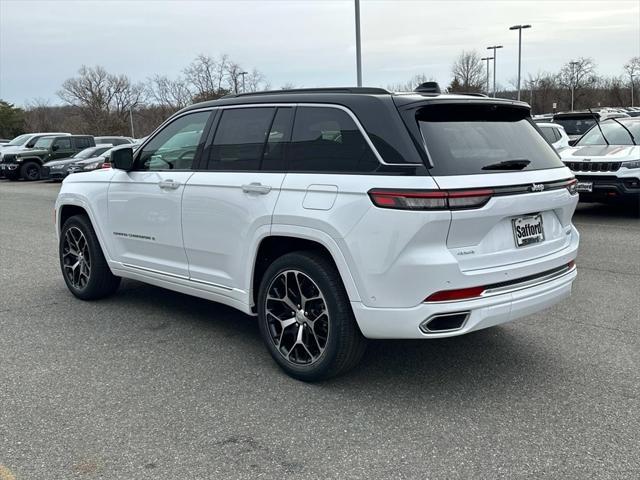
[262,108,293,171]
[553,116,596,136]
[137,111,210,171]
[289,107,379,172]
[54,138,72,150]
[208,108,274,171]
[417,104,563,175]
[74,137,92,149]
[540,126,557,144]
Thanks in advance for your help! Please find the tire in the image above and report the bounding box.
[59,214,121,300]
[20,161,41,181]
[257,251,367,381]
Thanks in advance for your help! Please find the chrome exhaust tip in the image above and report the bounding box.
[420,311,470,334]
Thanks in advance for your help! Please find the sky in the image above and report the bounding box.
[0,0,639,106]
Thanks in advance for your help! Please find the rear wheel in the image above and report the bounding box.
[59,215,120,300]
[257,251,367,381]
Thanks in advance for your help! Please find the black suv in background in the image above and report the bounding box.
[0,135,95,180]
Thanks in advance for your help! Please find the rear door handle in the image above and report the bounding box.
[158,179,181,190]
[242,182,272,195]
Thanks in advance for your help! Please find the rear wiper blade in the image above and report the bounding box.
[481,159,531,170]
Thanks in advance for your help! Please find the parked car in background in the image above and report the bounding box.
[67,143,142,175]
[94,136,134,146]
[55,87,579,380]
[0,138,11,145]
[553,111,630,145]
[0,132,70,151]
[532,114,554,123]
[41,144,113,180]
[0,135,95,180]
[537,122,571,151]
[560,117,640,204]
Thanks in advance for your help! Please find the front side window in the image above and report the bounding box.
[575,120,640,146]
[289,107,379,172]
[208,107,275,170]
[75,137,92,149]
[416,104,563,175]
[137,111,210,171]
[33,137,55,149]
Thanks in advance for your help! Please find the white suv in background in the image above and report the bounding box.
[55,88,579,381]
[537,122,571,151]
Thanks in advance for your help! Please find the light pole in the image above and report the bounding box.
[486,45,503,97]
[569,61,579,111]
[631,74,635,107]
[481,56,493,96]
[355,0,362,86]
[509,24,531,101]
[239,71,248,93]
[129,106,135,139]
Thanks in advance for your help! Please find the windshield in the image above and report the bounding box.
[554,116,596,136]
[6,134,31,146]
[576,120,640,146]
[415,104,563,175]
[33,137,55,149]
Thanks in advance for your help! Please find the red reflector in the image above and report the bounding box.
[568,260,575,269]
[425,286,485,302]
[101,163,111,169]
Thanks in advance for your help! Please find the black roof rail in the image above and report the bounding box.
[223,87,391,99]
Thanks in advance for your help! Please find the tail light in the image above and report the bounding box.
[368,188,494,210]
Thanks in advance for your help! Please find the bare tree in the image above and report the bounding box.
[558,57,598,109]
[58,65,145,134]
[184,54,230,101]
[450,51,485,92]
[243,68,270,92]
[147,74,192,110]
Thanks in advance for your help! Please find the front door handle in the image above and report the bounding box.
[242,182,272,195]
[158,179,181,190]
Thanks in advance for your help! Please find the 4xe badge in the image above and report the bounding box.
[530,183,545,192]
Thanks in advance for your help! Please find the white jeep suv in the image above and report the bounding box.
[55,88,579,380]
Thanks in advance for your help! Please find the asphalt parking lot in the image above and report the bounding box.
[0,180,638,479]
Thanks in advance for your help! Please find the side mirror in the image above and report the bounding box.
[111,147,134,171]
[52,144,59,151]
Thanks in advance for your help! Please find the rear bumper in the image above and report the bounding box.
[352,265,576,339]
[575,174,640,201]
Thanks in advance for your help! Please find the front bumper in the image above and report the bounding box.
[41,165,69,180]
[575,174,640,201]
[352,265,577,339]
[0,162,20,179]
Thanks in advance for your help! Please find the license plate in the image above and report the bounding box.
[575,181,593,193]
[512,214,545,248]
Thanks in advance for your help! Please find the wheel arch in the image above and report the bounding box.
[250,228,361,310]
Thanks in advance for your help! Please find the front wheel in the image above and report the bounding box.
[20,161,41,181]
[59,215,121,300]
[257,251,367,381]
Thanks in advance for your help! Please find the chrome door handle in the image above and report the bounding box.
[242,182,272,194]
[158,179,181,190]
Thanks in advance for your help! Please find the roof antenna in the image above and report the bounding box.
[414,82,441,94]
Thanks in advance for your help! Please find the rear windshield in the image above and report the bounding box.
[553,115,596,136]
[416,104,563,175]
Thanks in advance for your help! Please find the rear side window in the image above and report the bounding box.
[416,104,563,175]
[540,127,557,143]
[208,108,275,171]
[289,107,379,173]
[74,137,92,149]
[54,138,72,150]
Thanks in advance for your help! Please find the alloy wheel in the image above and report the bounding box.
[265,270,330,365]
[62,226,91,290]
